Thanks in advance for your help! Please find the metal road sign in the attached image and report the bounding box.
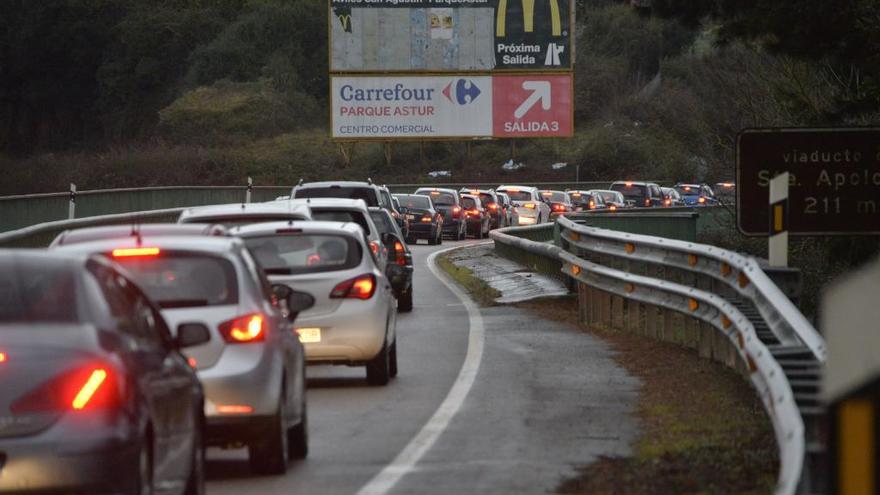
[329,0,572,71]
[736,128,880,236]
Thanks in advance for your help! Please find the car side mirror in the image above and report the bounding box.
[285,291,315,322]
[176,323,211,348]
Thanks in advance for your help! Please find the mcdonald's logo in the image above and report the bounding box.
[334,7,353,33]
[495,0,562,37]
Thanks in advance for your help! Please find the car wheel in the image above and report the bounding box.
[366,342,391,386]
[135,436,153,495]
[183,416,205,495]
[389,340,398,378]
[249,399,288,475]
[287,403,308,460]
[427,233,437,245]
[398,287,413,312]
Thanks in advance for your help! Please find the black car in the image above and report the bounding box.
[414,187,467,240]
[0,251,209,495]
[459,188,505,229]
[381,186,410,239]
[567,190,607,211]
[609,181,665,207]
[394,193,443,245]
[368,208,415,312]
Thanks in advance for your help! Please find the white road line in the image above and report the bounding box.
[355,245,486,495]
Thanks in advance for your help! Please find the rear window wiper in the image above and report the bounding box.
[158,299,210,308]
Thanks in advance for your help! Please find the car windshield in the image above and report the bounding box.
[0,259,80,323]
[311,210,371,236]
[294,186,378,206]
[398,195,431,209]
[245,234,360,274]
[610,184,647,200]
[419,191,456,205]
[502,190,532,201]
[477,193,495,205]
[113,253,238,308]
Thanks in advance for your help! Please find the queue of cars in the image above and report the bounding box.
[0,178,729,494]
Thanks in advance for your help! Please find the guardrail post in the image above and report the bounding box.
[68,183,76,220]
[245,177,253,204]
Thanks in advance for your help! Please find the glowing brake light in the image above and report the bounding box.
[112,247,160,258]
[219,313,265,343]
[452,206,462,218]
[12,365,118,413]
[644,198,652,207]
[330,274,376,300]
[487,202,498,211]
[609,205,618,211]
[369,241,380,257]
[664,199,672,206]
[625,182,633,187]
[72,369,108,410]
[698,196,707,204]
[551,203,568,212]
[0,351,6,363]
[571,193,581,198]
[589,200,595,209]
[469,189,480,194]
[524,203,536,209]
[421,215,432,222]
[217,404,253,414]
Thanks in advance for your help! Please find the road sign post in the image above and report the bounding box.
[68,183,76,220]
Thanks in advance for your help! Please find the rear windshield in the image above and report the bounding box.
[397,195,431,209]
[501,190,532,201]
[0,259,80,323]
[114,253,238,308]
[294,186,378,206]
[674,185,701,196]
[597,192,618,203]
[610,184,647,199]
[568,192,589,205]
[368,211,397,234]
[477,193,495,206]
[311,210,371,236]
[245,235,361,275]
[417,190,456,206]
[461,197,478,209]
[185,215,304,227]
[541,191,567,202]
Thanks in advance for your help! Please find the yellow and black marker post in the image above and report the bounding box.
[768,172,789,267]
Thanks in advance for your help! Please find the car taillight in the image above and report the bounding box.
[609,205,618,211]
[644,198,652,207]
[487,202,498,211]
[12,365,118,414]
[466,208,480,216]
[698,197,706,204]
[369,241,380,257]
[394,241,407,265]
[218,313,265,343]
[0,351,6,363]
[524,203,536,209]
[421,215,432,222]
[589,200,596,209]
[330,274,376,300]
[452,206,461,218]
[664,199,672,206]
[551,203,568,212]
[112,247,160,258]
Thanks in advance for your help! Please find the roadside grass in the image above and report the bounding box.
[514,296,777,495]
[435,251,501,307]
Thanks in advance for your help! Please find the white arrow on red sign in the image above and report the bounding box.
[514,81,551,119]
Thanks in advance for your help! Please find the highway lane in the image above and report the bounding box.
[206,239,640,494]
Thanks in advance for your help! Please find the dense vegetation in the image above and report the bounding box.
[2,0,878,193]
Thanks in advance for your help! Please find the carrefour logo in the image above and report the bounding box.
[442,79,481,105]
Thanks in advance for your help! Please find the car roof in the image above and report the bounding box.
[459,187,494,193]
[52,235,244,257]
[179,202,312,221]
[610,181,656,186]
[414,187,458,194]
[540,189,565,193]
[675,183,704,188]
[0,248,92,265]
[51,223,227,247]
[587,189,619,194]
[296,181,377,189]
[229,220,365,239]
[497,184,538,191]
[282,197,369,211]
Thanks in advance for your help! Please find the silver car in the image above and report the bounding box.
[496,185,552,225]
[52,234,309,475]
[231,221,398,386]
[178,202,312,226]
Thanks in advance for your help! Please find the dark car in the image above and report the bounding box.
[567,190,607,211]
[368,207,414,312]
[460,194,490,239]
[414,187,466,240]
[609,181,664,207]
[539,190,574,219]
[495,192,515,226]
[381,186,410,239]
[661,187,686,207]
[0,251,209,495]
[674,183,718,206]
[459,188,505,229]
[394,193,443,245]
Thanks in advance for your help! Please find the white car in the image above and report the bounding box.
[178,202,312,226]
[496,185,552,225]
[231,221,399,386]
[52,233,309,474]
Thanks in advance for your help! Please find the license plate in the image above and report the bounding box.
[406,214,416,220]
[296,327,321,343]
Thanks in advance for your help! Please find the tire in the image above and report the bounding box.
[389,341,398,378]
[287,404,308,460]
[398,287,413,312]
[405,236,416,245]
[249,399,288,475]
[135,435,153,495]
[366,342,391,386]
[427,234,437,245]
[183,417,205,495]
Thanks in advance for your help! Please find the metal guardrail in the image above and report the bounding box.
[490,216,828,495]
[0,207,186,248]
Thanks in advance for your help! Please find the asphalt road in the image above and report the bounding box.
[206,239,640,495]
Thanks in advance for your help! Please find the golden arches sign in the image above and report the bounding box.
[495,0,561,37]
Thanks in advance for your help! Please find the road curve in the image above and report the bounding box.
[206,239,640,495]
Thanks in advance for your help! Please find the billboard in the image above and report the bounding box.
[329,0,572,71]
[331,74,572,139]
[736,128,880,235]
